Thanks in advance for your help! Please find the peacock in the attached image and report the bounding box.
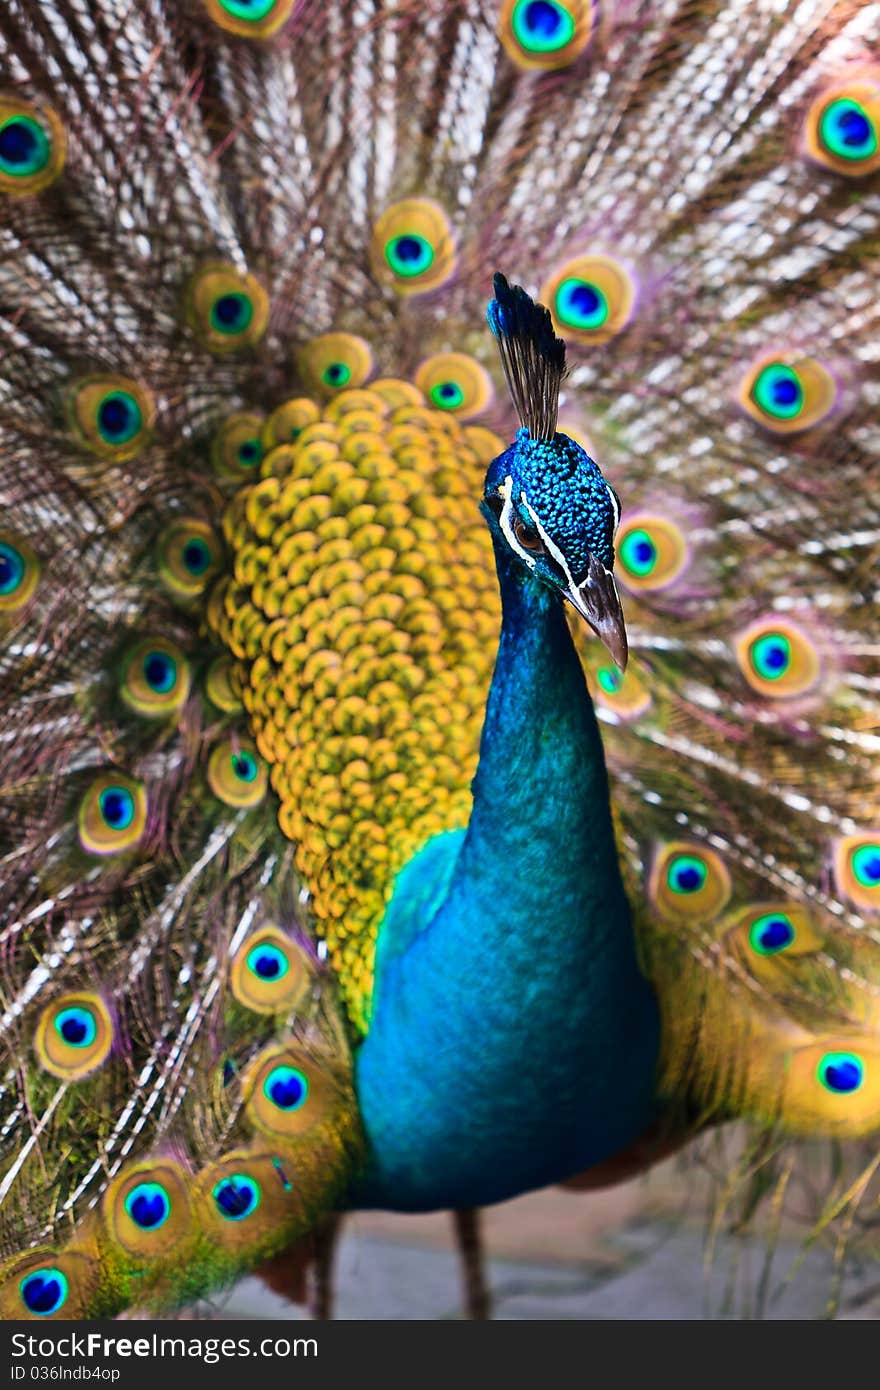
[0,0,878,1323]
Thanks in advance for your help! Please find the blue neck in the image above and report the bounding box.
[350,540,660,1210]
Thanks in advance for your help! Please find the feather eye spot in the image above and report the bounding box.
[35,995,113,1080]
[499,0,594,70]
[852,845,880,890]
[158,520,222,600]
[740,355,837,433]
[555,278,608,332]
[615,515,688,592]
[212,1175,261,1221]
[804,74,880,176]
[106,1163,192,1258]
[122,639,190,718]
[817,1052,864,1095]
[54,1007,97,1049]
[230,926,310,1013]
[264,1064,309,1111]
[19,1270,68,1317]
[371,200,456,296]
[588,657,653,719]
[207,740,268,807]
[0,542,25,596]
[298,333,373,397]
[206,0,298,37]
[542,257,635,345]
[819,99,876,162]
[0,100,65,194]
[245,1047,338,1137]
[79,774,147,855]
[748,912,796,955]
[0,537,39,612]
[124,1183,171,1232]
[835,835,880,909]
[386,235,432,278]
[666,855,706,895]
[735,618,820,699]
[69,377,155,461]
[248,943,289,981]
[650,843,731,921]
[415,353,493,420]
[185,265,269,353]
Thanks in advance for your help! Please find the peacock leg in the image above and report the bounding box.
[452,1208,492,1320]
[307,1213,343,1320]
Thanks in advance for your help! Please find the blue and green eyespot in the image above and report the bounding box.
[124,1182,171,1231]
[618,528,657,578]
[98,786,136,832]
[157,519,221,601]
[735,618,819,699]
[0,101,65,194]
[748,631,791,682]
[53,1006,98,1049]
[246,942,290,982]
[499,0,593,70]
[212,1174,262,1221]
[322,362,351,389]
[852,844,880,890]
[819,98,877,163]
[185,264,269,353]
[207,0,297,35]
[69,376,155,460]
[666,855,707,895]
[78,774,148,856]
[0,541,25,597]
[209,292,254,337]
[20,1269,68,1316]
[751,363,804,421]
[817,1051,864,1095]
[232,751,259,783]
[372,200,456,296]
[143,651,177,695]
[415,353,493,420]
[741,354,837,434]
[0,536,40,613]
[748,912,795,955]
[385,233,435,279]
[121,639,191,719]
[207,740,268,808]
[0,115,50,178]
[96,391,143,446]
[218,0,279,19]
[35,993,113,1079]
[430,381,465,410]
[511,0,576,52]
[596,666,621,695]
[263,1064,309,1112]
[554,277,609,332]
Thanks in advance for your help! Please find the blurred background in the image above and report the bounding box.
[187,1133,880,1320]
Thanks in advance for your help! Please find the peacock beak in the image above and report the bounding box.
[564,552,629,670]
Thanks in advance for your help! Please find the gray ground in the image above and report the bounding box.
[190,1167,880,1321]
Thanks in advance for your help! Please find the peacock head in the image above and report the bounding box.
[483,273,628,668]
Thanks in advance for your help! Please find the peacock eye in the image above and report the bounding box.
[514,518,543,552]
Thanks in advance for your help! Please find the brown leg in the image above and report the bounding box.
[307,1213,342,1320]
[452,1207,491,1320]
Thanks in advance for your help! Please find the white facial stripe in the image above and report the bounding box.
[520,494,577,592]
[499,476,537,570]
[607,484,620,534]
[521,493,620,602]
